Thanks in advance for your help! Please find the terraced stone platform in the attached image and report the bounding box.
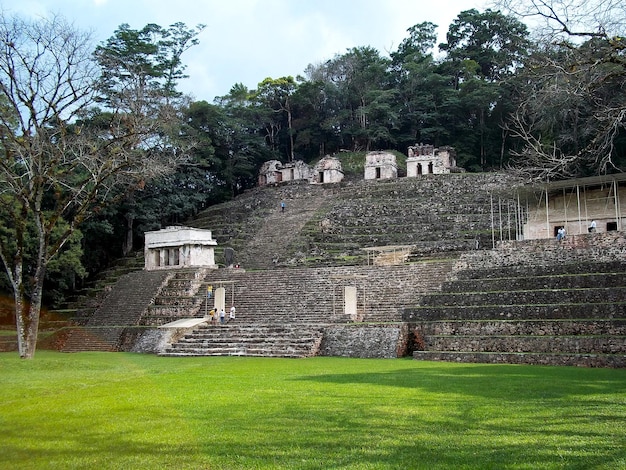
[407,251,626,367]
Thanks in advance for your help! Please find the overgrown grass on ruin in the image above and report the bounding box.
[1,352,625,469]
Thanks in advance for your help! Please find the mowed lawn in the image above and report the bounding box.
[1,352,625,469]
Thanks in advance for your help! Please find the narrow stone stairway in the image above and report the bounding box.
[237,193,328,269]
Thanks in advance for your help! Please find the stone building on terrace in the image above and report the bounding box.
[258,158,344,185]
[406,144,461,176]
[144,226,217,270]
[522,174,626,240]
[258,160,312,186]
[313,155,344,184]
[364,151,398,180]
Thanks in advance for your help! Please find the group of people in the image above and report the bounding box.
[208,305,236,325]
[557,220,597,242]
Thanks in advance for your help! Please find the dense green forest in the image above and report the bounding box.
[0,1,624,356]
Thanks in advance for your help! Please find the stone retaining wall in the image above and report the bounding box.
[454,232,626,273]
[318,324,409,358]
[414,351,626,368]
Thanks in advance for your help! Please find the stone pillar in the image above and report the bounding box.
[345,286,357,321]
[215,287,226,313]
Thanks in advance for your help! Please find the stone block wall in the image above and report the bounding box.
[408,233,626,367]
[318,324,409,358]
[453,232,626,274]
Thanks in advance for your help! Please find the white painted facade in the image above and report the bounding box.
[144,226,217,270]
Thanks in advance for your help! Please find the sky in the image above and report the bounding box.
[6,0,489,102]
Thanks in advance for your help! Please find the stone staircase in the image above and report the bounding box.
[406,244,626,367]
[188,173,518,269]
[235,193,329,270]
[159,260,456,357]
[139,269,210,326]
[61,270,171,352]
[161,324,325,358]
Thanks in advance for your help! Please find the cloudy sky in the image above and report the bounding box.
[7,0,489,102]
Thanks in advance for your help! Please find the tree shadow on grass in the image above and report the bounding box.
[293,363,626,400]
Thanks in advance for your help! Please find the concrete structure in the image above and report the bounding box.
[521,174,626,240]
[406,144,461,176]
[364,151,397,180]
[313,155,344,184]
[144,226,217,270]
[258,160,312,186]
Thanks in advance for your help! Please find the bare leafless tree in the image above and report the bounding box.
[492,0,626,181]
[0,13,190,358]
[494,0,626,41]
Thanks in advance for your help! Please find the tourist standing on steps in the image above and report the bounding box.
[229,305,236,322]
[281,200,285,212]
[209,308,216,325]
[219,308,226,324]
[557,227,565,242]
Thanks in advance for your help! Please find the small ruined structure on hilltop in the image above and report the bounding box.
[258,156,344,186]
[364,151,398,180]
[313,155,344,183]
[257,160,312,186]
[406,144,462,176]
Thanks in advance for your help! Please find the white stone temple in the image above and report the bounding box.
[364,151,398,180]
[144,226,218,270]
[313,155,344,184]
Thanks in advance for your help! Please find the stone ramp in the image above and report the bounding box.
[61,270,171,352]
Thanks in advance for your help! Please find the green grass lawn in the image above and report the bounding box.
[1,352,625,469]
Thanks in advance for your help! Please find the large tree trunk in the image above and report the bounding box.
[13,260,28,357]
[16,298,43,359]
[15,256,46,359]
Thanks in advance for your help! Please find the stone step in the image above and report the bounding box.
[452,261,626,281]
[413,350,626,368]
[60,327,121,352]
[423,335,626,354]
[418,287,626,307]
[177,333,322,343]
[416,319,626,336]
[443,272,626,292]
[405,302,626,321]
[161,349,306,358]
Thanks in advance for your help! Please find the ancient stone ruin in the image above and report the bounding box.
[144,226,218,270]
[258,156,344,186]
[406,144,462,176]
[57,168,626,368]
[364,151,397,180]
[313,155,344,184]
